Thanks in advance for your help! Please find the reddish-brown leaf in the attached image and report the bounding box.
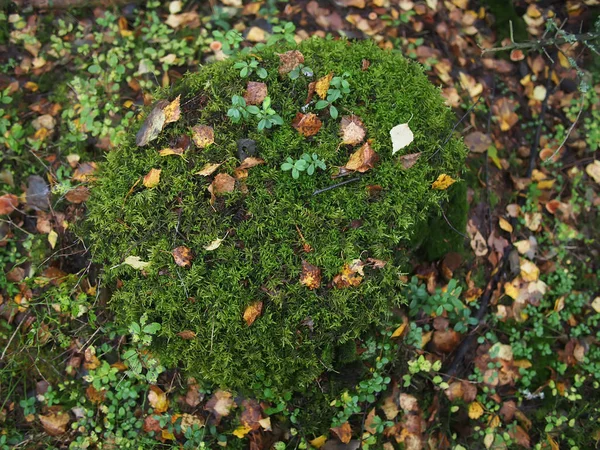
[65,185,90,204]
[292,112,322,137]
[208,173,236,205]
[399,152,422,170]
[0,194,18,215]
[300,260,321,290]
[178,330,196,339]
[172,246,194,267]
[241,399,262,431]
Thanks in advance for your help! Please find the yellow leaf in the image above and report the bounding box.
[432,174,456,190]
[148,385,169,413]
[143,168,161,188]
[537,179,555,190]
[315,72,333,99]
[195,162,222,176]
[258,417,272,431]
[586,160,600,184]
[191,125,215,148]
[123,255,150,270]
[484,433,494,448]
[310,435,328,448]
[233,424,252,438]
[391,323,407,338]
[163,95,181,124]
[468,401,484,420]
[498,217,513,233]
[159,148,184,157]
[591,297,600,313]
[162,429,176,440]
[48,230,58,249]
[243,301,263,326]
[520,259,539,282]
[204,238,224,251]
[503,281,519,300]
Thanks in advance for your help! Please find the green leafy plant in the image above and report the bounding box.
[233,57,268,79]
[227,95,283,130]
[121,314,164,383]
[288,63,313,80]
[281,153,326,179]
[314,72,350,119]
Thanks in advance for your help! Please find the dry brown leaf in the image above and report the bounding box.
[163,95,181,124]
[241,399,262,431]
[292,112,322,137]
[492,98,519,131]
[136,100,168,147]
[0,194,19,214]
[205,390,235,421]
[143,168,161,189]
[586,160,600,184]
[86,385,106,404]
[364,408,377,434]
[400,152,422,169]
[191,125,214,148]
[237,157,266,170]
[39,410,70,436]
[340,115,366,146]
[243,301,263,326]
[464,131,492,153]
[172,246,194,268]
[65,185,90,204]
[399,393,419,412]
[208,173,236,204]
[195,163,222,176]
[243,81,268,106]
[344,141,379,173]
[315,72,334,99]
[458,72,483,98]
[431,174,456,190]
[330,421,352,444]
[300,260,321,290]
[72,162,98,182]
[159,148,185,157]
[148,385,169,413]
[278,50,304,75]
[178,330,196,339]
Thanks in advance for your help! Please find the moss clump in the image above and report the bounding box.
[87,38,466,393]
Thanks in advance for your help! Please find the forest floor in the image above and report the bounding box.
[1,0,599,449]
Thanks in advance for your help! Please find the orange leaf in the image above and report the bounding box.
[237,157,266,170]
[333,262,363,289]
[243,301,263,326]
[300,260,322,290]
[178,330,196,339]
[0,194,19,215]
[330,421,352,444]
[344,141,379,173]
[292,112,322,137]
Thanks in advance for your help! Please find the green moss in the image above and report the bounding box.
[86,38,466,393]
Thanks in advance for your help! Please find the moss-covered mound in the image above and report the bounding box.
[87,38,466,392]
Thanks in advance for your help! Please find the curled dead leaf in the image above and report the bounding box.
[136,100,167,147]
[333,262,363,289]
[300,260,321,290]
[344,141,379,173]
[172,246,194,267]
[492,97,519,131]
[237,157,265,170]
[243,301,263,326]
[292,112,322,137]
[340,115,366,146]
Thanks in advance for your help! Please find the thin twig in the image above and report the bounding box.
[312,177,360,196]
[549,95,585,160]
[481,32,600,54]
[1,317,26,361]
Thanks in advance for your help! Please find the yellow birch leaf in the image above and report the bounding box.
[143,168,161,188]
[315,72,333,99]
[232,424,252,438]
[498,217,513,233]
[48,230,58,249]
[468,401,484,420]
[310,435,328,448]
[432,174,456,190]
[391,323,407,338]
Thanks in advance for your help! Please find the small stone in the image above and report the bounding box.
[237,139,257,161]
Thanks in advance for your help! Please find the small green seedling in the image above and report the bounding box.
[315,72,351,119]
[233,58,267,79]
[281,153,326,179]
[228,95,283,130]
[288,64,314,80]
[227,95,249,123]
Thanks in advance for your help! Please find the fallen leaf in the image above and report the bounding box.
[205,390,235,421]
[241,398,262,431]
[195,163,222,176]
[468,401,484,420]
[178,330,196,339]
[292,112,322,137]
[333,262,363,289]
[390,123,414,155]
[278,50,304,75]
[310,436,328,449]
[331,421,352,444]
[458,72,483,98]
[524,212,542,231]
[382,394,399,419]
[0,194,19,215]
[26,174,50,210]
[365,408,377,434]
[586,160,600,184]
[464,131,492,153]
[233,424,252,438]
[300,260,322,290]
[191,125,214,148]
[237,157,265,170]
[243,301,263,326]
[315,72,334,99]
[208,173,236,204]
[400,152,422,169]
[258,417,272,431]
[65,185,90,204]
[244,81,268,106]
[520,259,539,282]
[591,297,600,313]
[340,115,366,146]
[204,238,223,251]
[391,323,407,338]
[86,385,106,404]
[47,230,58,249]
[163,95,181,124]
[180,413,205,433]
[172,246,194,267]
[136,100,168,147]
[148,386,169,413]
[492,98,519,131]
[344,141,379,173]
[399,394,419,412]
[39,410,70,436]
[431,174,456,190]
[498,217,513,233]
[143,168,161,188]
[159,148,185,157]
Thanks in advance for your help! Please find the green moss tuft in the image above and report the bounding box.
[86,38,466,393]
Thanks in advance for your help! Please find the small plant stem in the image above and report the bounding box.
[549,95,585,160]
[312,177,361,196]
[481,31,600,54]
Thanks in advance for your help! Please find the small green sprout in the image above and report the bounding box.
[233,58,267,79]
[281,153,326,179]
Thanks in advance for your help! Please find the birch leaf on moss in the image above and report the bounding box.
[123,256,150,270]
[136,96,180,147]
[191,125,215,148]
[340,115,366,146]
[204,238,223,251]
[143,168,161,188]
[431,174,456,190]
[390,122,414,155]
[315,72,333,99]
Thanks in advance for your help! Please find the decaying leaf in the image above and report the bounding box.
[243,81,268,106]
[205,390,235,421]
[39,409,70,436]
[237,157,265,170]
[468,401,484,420]
[0,194,19,215]
[464,131,492,153]
[208,173,236,205]
[72,162,98,183]
[240,398,262,431]
[300,260,321,290]
[492,98,519,131]
[292,112,322,137]
[148,385,169,413]
[498,217,513,233]
[204,238,224,251]
[65,185,90,204]
[340,115,366,146]
[344,141,379,173]
[330,421,352,444]
[178,330,196,339]
[315,72,334,99]
[163,95,181,124]
[458,72,483,98]
[195,162,222,176]
[172,246,194,267]
[278,50,304,75]
[123,255,150,270]
[390,122,414,155]
[431,174,456,190]
[191,125,215,148]
[136,100,168,147]
[143,168,161,189]
[400,152,422,169]
[333,261,364,288]
[159,148,185,157]
[243,301,263,326]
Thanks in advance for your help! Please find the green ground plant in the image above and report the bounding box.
[86,38,467,394]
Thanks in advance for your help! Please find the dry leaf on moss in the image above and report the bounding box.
[431,174,456,190]
[243,81,268,105]
[204,238,224,251]
[586,160,600,184]
[159,148,185,157]
[123,255,150,270]
[344,141,379,173]
[330,421,352,444]
[172,246,194,267]
[143,168,161,188]
[0,193,19,214]
[205,390,235,421]
[178,330,196,339]
[136,100,167,147]
[278,50,304,74]
[39,410,70,436]
[400,152,422,169]
[195,162,222,176]
[333,262,364,289]
[241,398,262,431]
[390,122,414,155]
[148,385,169,413]
[65,185,90,204]
[191,125,214,148]
[208,173,236,204]
[237,157,265,170]
[300,260,321,290]
[243,301,263,326]
[292,112,322,137]
[163,95,181,124]
[340,115,366,145]
[316,72,334,99]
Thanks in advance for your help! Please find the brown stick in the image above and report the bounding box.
[481,32,600,54]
